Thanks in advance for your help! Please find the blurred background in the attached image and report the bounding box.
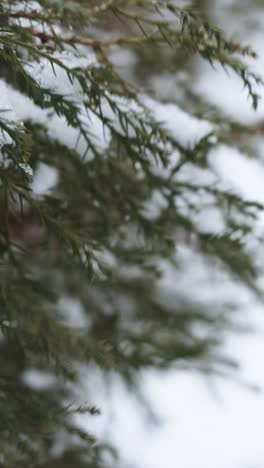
[2,1,264,467]
[78,1,264,467]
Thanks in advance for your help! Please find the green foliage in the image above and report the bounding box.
[0,0,263,466]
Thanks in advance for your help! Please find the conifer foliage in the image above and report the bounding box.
[0,1,263,466]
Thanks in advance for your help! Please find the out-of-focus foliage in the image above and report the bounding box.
[0,0,263,466]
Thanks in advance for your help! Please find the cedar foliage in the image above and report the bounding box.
[0,1,263,466]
